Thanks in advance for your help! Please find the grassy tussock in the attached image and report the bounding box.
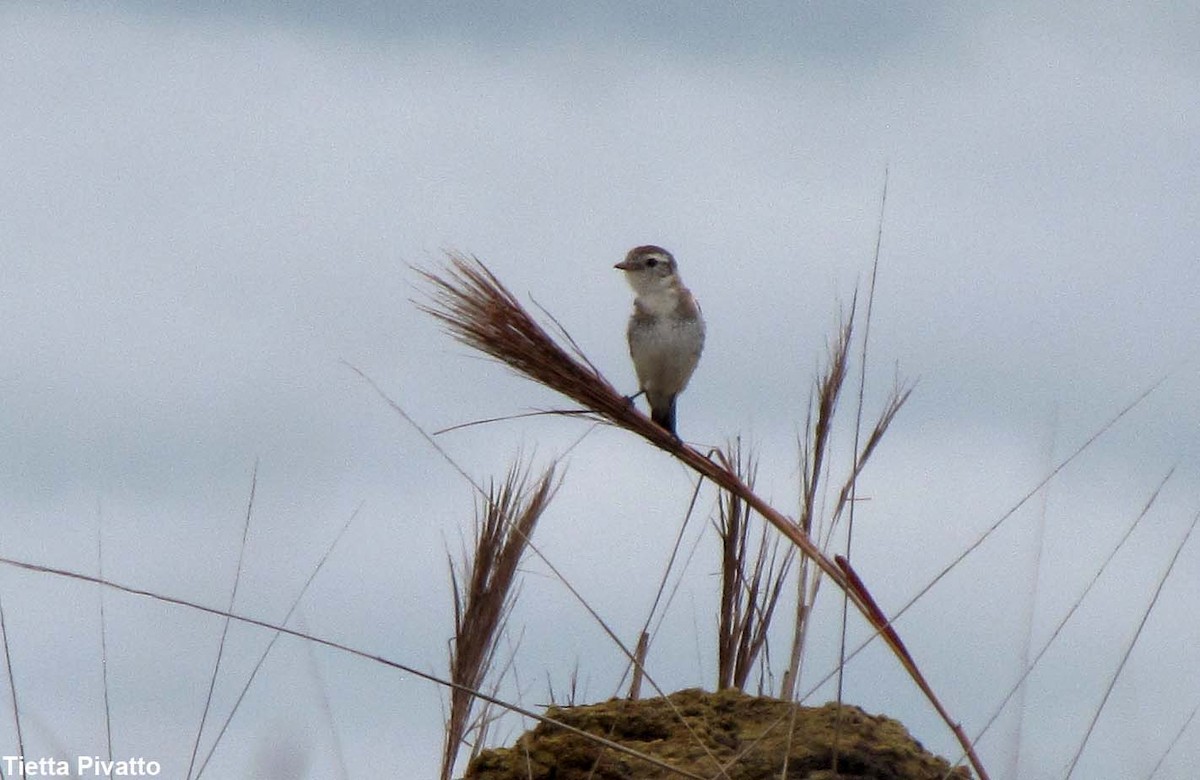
[420,253,990,780]
[714,439,792,693]
[442,461,558,780]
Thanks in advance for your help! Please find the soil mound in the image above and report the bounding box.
[466,688,971,780]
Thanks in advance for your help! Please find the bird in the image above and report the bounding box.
[614,245,705,436]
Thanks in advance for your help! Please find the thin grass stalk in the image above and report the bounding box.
[0,553,721,780]
[942,467,1176,778]
[419,254,991,780]
[781,318,855,701]
[629,632,650,700]
[1146,699,1199,779]
[186,461,258,780]
[838,171,890,727]
[796,379,1163,718]
[738,524,790,691]
[442,461,556,780]
[899,378,1165,625]
[298,611,350,780]
[790,380,912,705]
[194,504,362,778]
[715,440,792,691]
[802,315,855,534]
[830,382,912,527]
[467,627,525,767]
[716,446,749,691]
[784,322,914,703]
[1064,507,1200,778]
[643,486,714,663]
[568,662,581,706]
[835,554,989,777]
[619,472,707,695]
[781,390,821,700]
[96,501,114,764]
[0,592,24,779]
[1009,407,1058,779]
[784,382,912,702]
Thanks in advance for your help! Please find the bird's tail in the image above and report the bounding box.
[651,395,678,436]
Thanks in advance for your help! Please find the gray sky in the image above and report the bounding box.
[2,2,1199,778]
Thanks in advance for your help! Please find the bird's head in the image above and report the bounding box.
[614,245,680,296]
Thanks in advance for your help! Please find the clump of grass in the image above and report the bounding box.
[419,253,990,780]
[714,438,792,692]
[442,460,558,780]
[783,312,912,699]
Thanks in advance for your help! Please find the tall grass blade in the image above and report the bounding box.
[186,462,258,780]
[943,467,1176,777]
[442,461,556,780]
[1064,507,1200,778]
[194,504,361,778]
[1146,699,1199,779]
[0,593,24,780]
[833,165,890,774]
[715,440,792,691]
[96,500,114,763]
[0,554,708,780]
[898,378,1166,620]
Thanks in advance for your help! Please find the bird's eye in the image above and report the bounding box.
[645,258,659,267]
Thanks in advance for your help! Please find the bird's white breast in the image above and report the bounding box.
[627,304,705,397]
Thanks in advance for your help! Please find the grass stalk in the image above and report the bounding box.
[1064,506,1200,777]
[0,592,24,780]
[96,500,114,764]
[442,461,557,780]
[942,467,1176,777]
[0,554,710,780]
[782,316,852,701]
[833,165,889,775]
[186,461,258,780]
[796,380,1164,717]
[1147,699,1200,779]
[715,439,792,692]
[194,504,361,778]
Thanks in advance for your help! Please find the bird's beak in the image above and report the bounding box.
[614,259,635,271]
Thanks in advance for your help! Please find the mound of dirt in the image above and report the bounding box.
[465,688,971,780]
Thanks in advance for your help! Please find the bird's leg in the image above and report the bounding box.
[623,389,645,406]
[651,396,681,441]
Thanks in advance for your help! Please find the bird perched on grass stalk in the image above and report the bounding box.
[614,245,705,436]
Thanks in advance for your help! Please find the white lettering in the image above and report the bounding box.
[6,756,70,776]
[75,756,162,777]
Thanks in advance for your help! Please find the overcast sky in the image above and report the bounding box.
[2,2,1199,778]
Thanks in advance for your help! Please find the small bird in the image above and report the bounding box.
[615,245,705,436]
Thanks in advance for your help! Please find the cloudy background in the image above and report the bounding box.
[2,2,1198,777]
